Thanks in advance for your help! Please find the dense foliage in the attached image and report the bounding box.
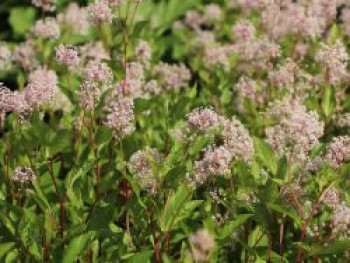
[0,0,350,262]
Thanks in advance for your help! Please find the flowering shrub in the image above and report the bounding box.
[0,0,350,262]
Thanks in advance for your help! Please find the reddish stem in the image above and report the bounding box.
[297,185,331,262]
[86,246,91,263]
[154,235,161,263]
[166,231,171,255]
[268,229,272,262]
[150,201,161,263]
[279,221,284,257]
[43,235,50,262]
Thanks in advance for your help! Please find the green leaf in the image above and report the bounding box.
[9,7,36,35]
[152,0,200,29]
[49,129,71,156]
[256,247,288,263]
[125,250,154,263]
[254,138,278,175]
[311,240,350,255]
[260,180,279,204]
[0,212,15,236]
[66,161,94,208]
[5,250,18,263]
[321,85,336,120]
[131,21,149,37]
[95,126,113,145]
[328,23,341,44]
[217,214,253,240]
[220,88,232,106]
[189,135,213,156]
[62,232,95,263]
[28,181,51,211]
[267,203,302,227]
[0,190,5,201]
[277,156,288,181]
[0,242,15,260]
[160,144,184,178]
[88,201,117,231]
[160,185,192,232]
[18,209,41,260]
[174,200,203,226]
[187,86,197,99]
[123,173,146,208]
[44,211,57,241]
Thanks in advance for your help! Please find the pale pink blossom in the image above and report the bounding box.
[33,18,60,39]
[88,2,113,25]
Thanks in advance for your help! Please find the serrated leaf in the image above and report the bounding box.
[28,181,50,211]
[267,203,302,227]
[189,135,212,156]
[0,212,15,236]
[254,138,278,175]
[218,214,253,240]
[123,173,146,208]
[62,232,95,263]
[160,185,192,232]
[174,200,203,226]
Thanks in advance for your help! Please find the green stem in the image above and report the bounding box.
[48,159,66,238]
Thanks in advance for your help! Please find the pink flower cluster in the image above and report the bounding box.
[13,40,37,71]
[129,148,164,194]
[235,76,263,104]
[325,136,350,169]
[32,0,55,11]
[78,81,101,111]
[84,60,113,84]
[315,40,349,85]
[155,63,191,90]
[103,88,135,140]
[223,117,254,162]
[260,0,340,40]
[331,203,350,239]
[187,108,253,184]
[266,100,324,164]
[56,45,79,68]
[33,18,60,39]
[57,3,90,35]
[88,2,113,25]
[189,229,216,262]
[184,4,222,30]
[0,44,11,70]
[13,167,37,183]
[187,108,224,132]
